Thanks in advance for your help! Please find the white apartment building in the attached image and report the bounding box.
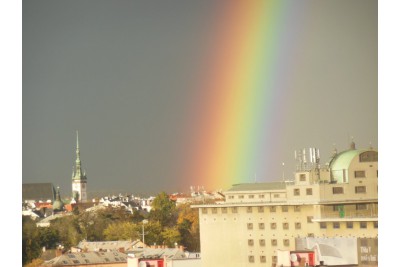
[193,142,378,267]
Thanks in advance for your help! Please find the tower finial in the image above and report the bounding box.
[76,130,79,149]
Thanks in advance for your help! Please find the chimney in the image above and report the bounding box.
[179,245,184,252]
[55,248,63,257]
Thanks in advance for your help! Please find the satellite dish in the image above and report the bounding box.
[290,253,298,262]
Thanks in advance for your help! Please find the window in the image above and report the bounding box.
[356,204,367,210]
[259,223,265,230]
[247,207,253,213]
[222,207,227,213]
[295,222,301,229]
[347,222,353,229]
[201,208,207,214]
[272,256,277,263]
[283,223,289,230]
[68,255,76,258]
[270,223,277,229]
[300,174,306,181]
[374,221,378,228]
[294,188,300,196]
[282,206,288,212]
[72,260,80,264]
[247,223,253,230]
[308,233,315,237]
[270,206,276,212]
[271,239,278,246]
[294,206,301,212]
[248,256,255,263]
[259,194,265,199]
[355,170,366,178]
[248,239,254,246]
[333,187,344,194]
[260,256,266,263]
[259,239,266,246]
[320,222,327,229]
[284,239,290,246]
[232,207,238,213]
[307,216,313,223]
[228,195,234,199]
[333,222,340,229]
[258,207,264,213]
[212,208,217,214]
[249,195,254,199]
[360,222,367,229]
[239,195,244,199]
[355,186,367,194]
[306,188,313,195]
[273,194,280,198]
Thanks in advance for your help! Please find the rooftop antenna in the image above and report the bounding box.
[282,162,285,181]
[254,173,257,183]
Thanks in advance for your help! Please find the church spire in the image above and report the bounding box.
[72,131,85,181]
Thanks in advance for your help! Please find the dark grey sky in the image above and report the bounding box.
[22,0,377,196]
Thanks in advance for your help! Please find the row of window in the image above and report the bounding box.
[332,186,367,194]
[201,205,302,214]
[228,193,282,200]
[248,238,291,247]
[292,186,368,196]
[248,255,267,263]
[247,221,310,230]
[320,221,378,229]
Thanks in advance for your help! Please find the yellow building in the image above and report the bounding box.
[193,142,378,267]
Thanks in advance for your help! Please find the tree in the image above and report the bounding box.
[22,216,42,265]
[149,192,176,227]
[176,203,200,251]
[103,221,139,241]
[161,227,181,248]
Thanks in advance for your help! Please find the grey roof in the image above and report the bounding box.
[22,183,55,202]
[226,182,287,192]
[42,251,127,266]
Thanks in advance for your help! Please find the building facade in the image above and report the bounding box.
[193,142,378,267]
[72,131,88,203]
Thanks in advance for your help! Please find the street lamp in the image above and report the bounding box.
[141,219,148,246]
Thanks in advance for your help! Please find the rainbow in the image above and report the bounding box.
[184,1,303,190]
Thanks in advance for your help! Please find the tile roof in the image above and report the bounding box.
[42,251,127,266]
[23,183,55,202]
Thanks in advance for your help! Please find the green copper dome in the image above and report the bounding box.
[53,187,64,211]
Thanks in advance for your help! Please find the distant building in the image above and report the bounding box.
[71,240,145,253]
[193,142,378,267]
[71,131,88,203]
[22,183,55,203]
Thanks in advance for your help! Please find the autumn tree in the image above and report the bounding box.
[176,203,200,251]
[149,192,176,227]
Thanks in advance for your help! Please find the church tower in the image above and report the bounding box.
[72,131,88,202]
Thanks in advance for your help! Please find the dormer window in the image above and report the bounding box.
[299,174,306,181]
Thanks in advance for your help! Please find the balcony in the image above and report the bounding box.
[313,205,378,222]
